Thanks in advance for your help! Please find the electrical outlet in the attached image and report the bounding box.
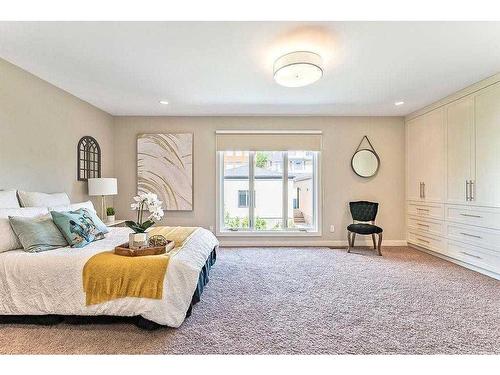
[330,225,335,233]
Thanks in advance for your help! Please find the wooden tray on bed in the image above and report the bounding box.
[114,241,175,257]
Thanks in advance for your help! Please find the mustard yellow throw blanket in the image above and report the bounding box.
[83,226,198,306]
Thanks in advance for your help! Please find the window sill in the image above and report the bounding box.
[216,230,322,237]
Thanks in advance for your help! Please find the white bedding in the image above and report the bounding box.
[0,227,218,327]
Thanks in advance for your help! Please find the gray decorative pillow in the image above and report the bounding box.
[8,214,68,253]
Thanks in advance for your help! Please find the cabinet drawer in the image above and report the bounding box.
[408,231,446,253]
[445,205,500,230]
[447,240,500,274]
[446,223,500,252]
[408,216,445,236]
[407,202,444,220]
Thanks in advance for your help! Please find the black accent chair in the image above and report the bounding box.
[347,201,383,256]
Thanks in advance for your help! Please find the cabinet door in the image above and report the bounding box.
[446,97,474,204]
[420,108,445,201]
[407,117,424,201]
[474,82,500,207]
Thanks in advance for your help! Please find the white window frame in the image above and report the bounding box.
[216,151,321,237]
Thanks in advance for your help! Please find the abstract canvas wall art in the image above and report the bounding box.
[137,133,193,211]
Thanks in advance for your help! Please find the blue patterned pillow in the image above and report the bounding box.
[51,208,108,248]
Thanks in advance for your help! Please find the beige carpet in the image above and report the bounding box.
[0,246,498,355]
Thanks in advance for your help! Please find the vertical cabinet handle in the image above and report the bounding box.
[465,180,475,201]
[419,182,425,199]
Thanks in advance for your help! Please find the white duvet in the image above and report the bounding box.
[0,227,218,327]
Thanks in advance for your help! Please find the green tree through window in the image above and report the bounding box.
[255,152,269,168]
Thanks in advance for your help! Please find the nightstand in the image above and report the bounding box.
[105,220,127,227]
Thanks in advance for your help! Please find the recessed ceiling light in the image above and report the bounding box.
[395,101,405,106]
[159,100,169,105]
[274,51,323,88]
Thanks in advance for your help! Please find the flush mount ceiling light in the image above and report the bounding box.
[395,101,405,106]
[273,51,323,87]
[159,100,169,105]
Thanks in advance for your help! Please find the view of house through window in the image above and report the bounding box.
[220,150,318,233]
[222,151,250,230]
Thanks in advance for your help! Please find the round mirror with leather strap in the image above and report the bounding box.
[351,136,380,178]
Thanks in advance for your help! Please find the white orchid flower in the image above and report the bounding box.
[130,191,165,225]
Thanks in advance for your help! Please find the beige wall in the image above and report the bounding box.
[0,56,405,245]
[0,58,114,205]
[113,116,405,245]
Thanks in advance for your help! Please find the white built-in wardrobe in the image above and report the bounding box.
[406,76,500,279]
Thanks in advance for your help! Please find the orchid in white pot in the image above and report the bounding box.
[126,192,164,233]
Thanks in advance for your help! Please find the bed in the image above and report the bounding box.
[0,226,218,329]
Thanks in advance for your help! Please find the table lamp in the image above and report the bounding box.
[88,178,118,220]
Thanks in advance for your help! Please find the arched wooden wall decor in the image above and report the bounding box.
[77,136,101,181]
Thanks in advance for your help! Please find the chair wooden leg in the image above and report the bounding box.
[371,234,377,249]
[377,233,383,256]
[347,231,352,252]
[351,233,356,249]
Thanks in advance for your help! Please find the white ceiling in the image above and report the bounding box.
[1,21,500,116]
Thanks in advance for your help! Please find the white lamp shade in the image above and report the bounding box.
[88,178,118,196]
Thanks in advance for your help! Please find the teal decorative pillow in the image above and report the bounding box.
[8,214,68,252]
[51,208,108,248]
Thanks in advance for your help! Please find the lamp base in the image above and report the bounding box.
[100,195,106,221]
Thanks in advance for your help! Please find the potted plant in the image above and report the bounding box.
[126,192,164,249]
[106,207,115,223]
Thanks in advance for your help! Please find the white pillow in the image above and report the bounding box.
[0,190,20,208]
[18,191,70,208]
[49,200,97,214]
[0,207,49,253]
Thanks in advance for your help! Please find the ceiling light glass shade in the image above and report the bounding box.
[273,51,323,87]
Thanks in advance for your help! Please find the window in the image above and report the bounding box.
[238,190,250,207]
[218,150,319,234]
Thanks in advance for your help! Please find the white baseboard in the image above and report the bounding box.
[218,239,407,247]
